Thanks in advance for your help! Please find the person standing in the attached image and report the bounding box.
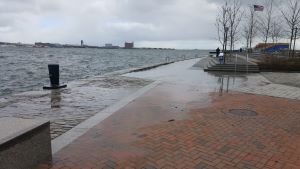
[216,47,221,58]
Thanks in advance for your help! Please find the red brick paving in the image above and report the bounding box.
[40,83,300,169]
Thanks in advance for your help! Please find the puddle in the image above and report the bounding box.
[124,58,252,95]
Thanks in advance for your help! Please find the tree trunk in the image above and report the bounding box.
[289,28,294,57]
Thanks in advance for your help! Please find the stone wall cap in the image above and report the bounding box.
[0,117,49,146]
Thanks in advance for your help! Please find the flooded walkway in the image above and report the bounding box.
[0,75,152,139]
[39,58,300,169]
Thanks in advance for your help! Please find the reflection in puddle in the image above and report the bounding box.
[218,76,231,95]
[216,74,245,96]
[51,90,61,108]
[218,76,223,95]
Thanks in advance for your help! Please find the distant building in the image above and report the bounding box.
[34,42,62,48]
[81,40,84,47]
[101,43,120,49]
[125,42,134,49]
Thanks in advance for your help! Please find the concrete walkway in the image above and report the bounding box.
[39,58,300,169]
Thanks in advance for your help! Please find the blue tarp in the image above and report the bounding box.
[264,45,289,52]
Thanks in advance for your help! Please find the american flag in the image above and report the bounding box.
[254,5,264,12]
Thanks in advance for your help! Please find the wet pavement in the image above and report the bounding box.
[0,76,151,139]
[262,72,300,88]
[38,58,300,168]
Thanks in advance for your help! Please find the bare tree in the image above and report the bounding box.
[258,0,274,45]
[270,19,283,43]
[243,5,257,51]
[281,0,300,57]
[227,0,243,53]
[242,25,250,49]
[215,2,230,52]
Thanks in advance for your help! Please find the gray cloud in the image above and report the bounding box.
[0,0,286,49]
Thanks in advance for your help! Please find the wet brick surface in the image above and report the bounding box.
[38,83,300,169]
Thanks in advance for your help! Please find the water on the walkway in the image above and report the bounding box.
[0,58,271,140]
[124,58,250,94]
[0,75,152,139]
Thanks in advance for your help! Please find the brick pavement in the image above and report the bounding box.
[38,82,300,169]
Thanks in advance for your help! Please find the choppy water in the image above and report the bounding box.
[0,47,207,97]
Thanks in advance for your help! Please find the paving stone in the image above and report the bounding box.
[218,146,232,154]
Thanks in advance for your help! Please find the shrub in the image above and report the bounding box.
[258,55,300,71]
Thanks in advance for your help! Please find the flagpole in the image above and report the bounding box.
[247,4,263,74]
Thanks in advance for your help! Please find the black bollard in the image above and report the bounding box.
[49,64,60,86]
[43,64,67,90]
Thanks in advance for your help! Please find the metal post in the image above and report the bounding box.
[235,54,237,74]
[246,53,249,74]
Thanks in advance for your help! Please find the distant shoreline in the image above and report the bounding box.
[0,41,176,50]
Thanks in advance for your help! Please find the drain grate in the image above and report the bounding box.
[226,109,257,117]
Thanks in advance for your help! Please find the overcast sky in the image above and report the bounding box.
[0,0,289,49]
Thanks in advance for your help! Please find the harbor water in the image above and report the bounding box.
[0,47,208,98]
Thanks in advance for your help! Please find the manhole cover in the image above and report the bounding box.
[226,109,257,117]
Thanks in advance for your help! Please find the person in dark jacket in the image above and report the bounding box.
[216,47,221,58]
